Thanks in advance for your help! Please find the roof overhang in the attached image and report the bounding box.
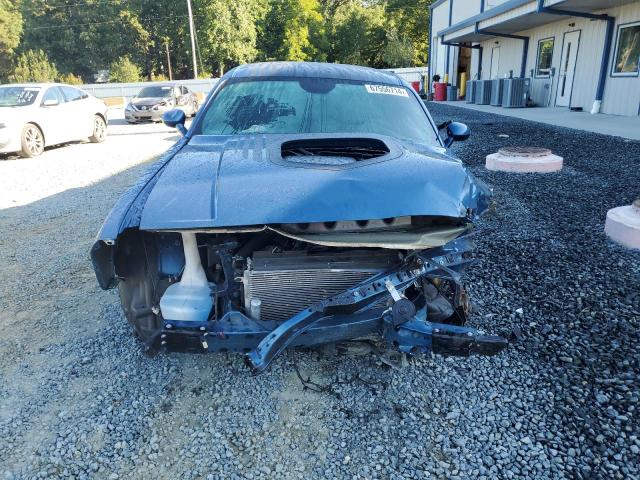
[438,0,636,43]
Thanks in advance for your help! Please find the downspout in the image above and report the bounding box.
[475,25,529,78]
[480,0,485,13]
[536,0,615,114]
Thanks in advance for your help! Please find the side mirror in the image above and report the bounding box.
[444,122,470,148]
[42,99,59,107]
[163,109,187,136]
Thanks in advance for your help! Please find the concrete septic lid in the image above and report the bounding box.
[486,146,563,173]
[605,199,640,250]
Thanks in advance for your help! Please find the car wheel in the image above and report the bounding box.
[20,124,45,157]
[89,115,107,143]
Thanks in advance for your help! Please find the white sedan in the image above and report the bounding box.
[0,83,108,157]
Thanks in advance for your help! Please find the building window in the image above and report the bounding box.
[612,21,640,76]
[535,38,555,77]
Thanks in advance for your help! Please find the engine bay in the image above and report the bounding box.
[109,217,508,373]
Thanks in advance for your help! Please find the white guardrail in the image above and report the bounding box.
[82,67,429,100]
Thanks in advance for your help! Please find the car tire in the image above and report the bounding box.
[89,115,107,143]
[20,123,45,158]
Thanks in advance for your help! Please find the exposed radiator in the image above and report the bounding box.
[242,250,397,321]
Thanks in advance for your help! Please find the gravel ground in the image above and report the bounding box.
[0,103,638,480]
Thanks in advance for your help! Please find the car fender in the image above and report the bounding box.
[91,138,188,289]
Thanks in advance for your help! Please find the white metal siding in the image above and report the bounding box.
[452,0,481,24]
[431,2,451,80]
[600,2,640,115]
[479,37,523,79]
[484,0,513,8]
[479,2,537,29]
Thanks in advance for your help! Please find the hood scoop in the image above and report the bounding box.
[281,137,390,165]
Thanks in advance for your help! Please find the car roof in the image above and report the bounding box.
[224,62,404,86]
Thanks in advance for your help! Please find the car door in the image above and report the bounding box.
[59,86,91,140]
[38,87,67,146]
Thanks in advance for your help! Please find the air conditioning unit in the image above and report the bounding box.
[502,78,531,108]
[474,80,493,105]
[465,80,476,103]
[490,79,505,106]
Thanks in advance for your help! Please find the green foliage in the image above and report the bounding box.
[195,0,265,76]
[9,49,58,83]
[330,3,386,66]
[382,30,414,68]
[6,0,431,82]
[58,72,84,85]
[0,0,23,79]
[109,56,142,83]
[259,0,327,62]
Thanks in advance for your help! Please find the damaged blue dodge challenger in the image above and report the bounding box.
[91,62,508,373]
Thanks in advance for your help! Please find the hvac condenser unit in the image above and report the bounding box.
[490,79,505,106]
[465,80,476,103]
[474,80,493,105]
[502,78,531,108]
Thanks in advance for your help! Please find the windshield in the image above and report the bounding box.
[136,86,173,98]
[0,86,41,107]
[197,79,438,145]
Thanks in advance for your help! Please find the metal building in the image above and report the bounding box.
[428,0,640,116]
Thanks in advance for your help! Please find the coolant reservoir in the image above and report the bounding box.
[160,232,213,322]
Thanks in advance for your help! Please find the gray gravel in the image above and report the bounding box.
[0,104,638,479]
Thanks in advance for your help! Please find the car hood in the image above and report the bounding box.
[138,134,491,230]
[131,97,169,106]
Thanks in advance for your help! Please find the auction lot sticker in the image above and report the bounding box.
[365,84,409,97]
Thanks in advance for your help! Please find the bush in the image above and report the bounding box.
[151,72,169,82]
[8,50,59,83]
[58,72,83,85]
[108,56,141,83]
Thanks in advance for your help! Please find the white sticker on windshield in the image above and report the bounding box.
[365,84,409,97]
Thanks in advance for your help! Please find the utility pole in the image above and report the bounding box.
[165,40,173,81]
[186,0,198,79]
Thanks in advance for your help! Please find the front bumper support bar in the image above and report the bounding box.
[245,238,508,374]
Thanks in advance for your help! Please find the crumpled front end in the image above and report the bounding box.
[90,135,506,372]
[97,213,506,373]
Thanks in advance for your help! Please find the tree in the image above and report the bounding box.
[382,29,414,68]
[258,0,327,62]
[330,3,386,66]
[195,0,265,76]
[9,49,58,82]
[58,72,83,85]
[385,0,431,66]
[109,56,142,83]
[0,0,23,79]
